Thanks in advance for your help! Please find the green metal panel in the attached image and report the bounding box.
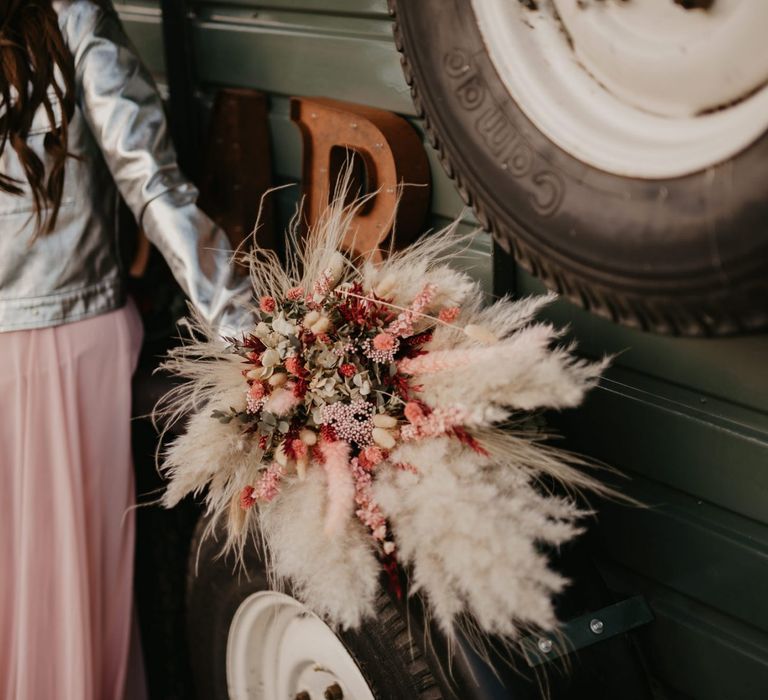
[560,370,768,525]
[518,271,768,413]
[602,561,768,700]
[594,475,768,632]
[203,0,389,16]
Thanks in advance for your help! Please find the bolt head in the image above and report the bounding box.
[537,638,553,654]
[589,618,605,634]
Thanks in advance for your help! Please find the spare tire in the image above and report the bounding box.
[389,0,768,336]
[185,516,514,700]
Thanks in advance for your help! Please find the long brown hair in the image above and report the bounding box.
[0,0,76,235]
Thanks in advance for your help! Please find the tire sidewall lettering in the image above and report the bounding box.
[444,48,563,219]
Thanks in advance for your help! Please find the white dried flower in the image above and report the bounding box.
[299,428,318,446]
[372,427,396,449]
[373,414,397,429]
[261,348,281,367]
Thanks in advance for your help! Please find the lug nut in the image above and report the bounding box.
[324,682,344,700]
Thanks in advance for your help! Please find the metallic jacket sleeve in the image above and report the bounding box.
[72,5,252,334]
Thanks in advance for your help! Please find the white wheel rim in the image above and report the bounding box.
[226,591,376,700]
[470,0,768,178]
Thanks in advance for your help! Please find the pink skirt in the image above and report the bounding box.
[0,302,145,700]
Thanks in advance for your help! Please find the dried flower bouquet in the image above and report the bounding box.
[157,191,614,639]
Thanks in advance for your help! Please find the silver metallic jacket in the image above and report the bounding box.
[0,0,250,333]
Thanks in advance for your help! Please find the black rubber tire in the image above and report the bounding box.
[185,516,510,700]
[389,0,768,336]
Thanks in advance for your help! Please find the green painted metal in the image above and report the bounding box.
[594,475,768,632]
[601,561,768,700]
[117,2,768,697]
[202,0,389,15]
[518,270,768,413]
[560,372,768,525]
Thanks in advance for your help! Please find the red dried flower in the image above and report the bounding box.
[240,485,256,510]
[242,335,266,352]
[316,332,332,344]
[286,286,304,301]
[320,424,338,442]
[292,378,309,398]
[339,363,357,378]
[259,296,276,313]
[451,427,489,456]
[300,329,316,346]
[382,555,402,600]
[258,435,268,450]
[404,330,433,347]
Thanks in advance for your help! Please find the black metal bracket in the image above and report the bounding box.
[520,595,654,667]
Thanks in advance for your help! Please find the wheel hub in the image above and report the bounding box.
[226,591,375,700]
[473,0,768,177]
[553,0,768,118]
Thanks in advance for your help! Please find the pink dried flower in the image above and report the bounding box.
[259,296,276,313]
[439,306,460,323]
[249,382,266,400]
[358,446,386,470]
[264,386,300,416]
[291,439,308,459]
[404,401,425,424]
[320,440,353,535]
[373,332,396,351]
[252,463,283,502]
[388,283,437,337]
[400,406,467,441]
[321,400,374,446]
[286,286,304,301]
[316,332,332,344]
[339,363,357,378]
[362,336,400,363]
[246,382,267,414]
[284,355,304,376]
[352,457,389,543]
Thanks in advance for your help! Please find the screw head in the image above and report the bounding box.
[589,618,605,635]
[537,638,553,654]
